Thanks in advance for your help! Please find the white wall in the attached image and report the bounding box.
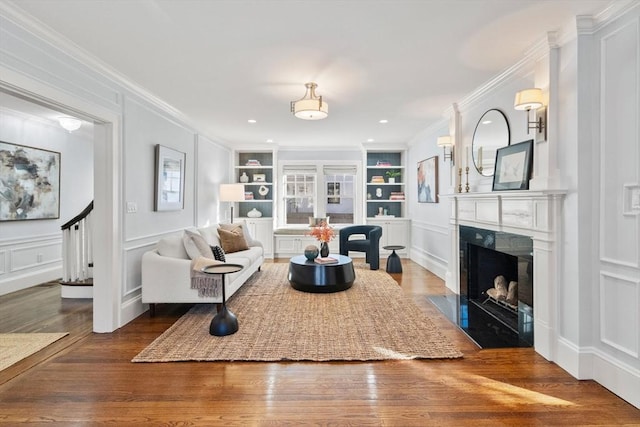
[0,8,232,327]
[0,106,93,295]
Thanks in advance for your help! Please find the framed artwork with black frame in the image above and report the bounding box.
[0,141,61,221]
[492,139,533,191]
[154,144,186,211]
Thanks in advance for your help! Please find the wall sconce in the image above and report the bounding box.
[437,135,454,163]
[514,88,547,142]
[58,116,82,132]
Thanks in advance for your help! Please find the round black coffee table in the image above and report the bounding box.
[289,254,355,293]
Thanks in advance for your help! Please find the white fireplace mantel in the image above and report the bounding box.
[442,190,566,361]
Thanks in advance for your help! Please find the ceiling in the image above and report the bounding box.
[5,0,615,148]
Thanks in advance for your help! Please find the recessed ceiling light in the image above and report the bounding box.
[379,119,388,124]
[266,139,273,143]
[367,138,375,142]
[248,119,257,124]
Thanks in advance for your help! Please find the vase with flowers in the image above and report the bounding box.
[308,220,335,257]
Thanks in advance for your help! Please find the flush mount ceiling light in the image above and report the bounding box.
[58,116,82,132]
[290,82,328,120]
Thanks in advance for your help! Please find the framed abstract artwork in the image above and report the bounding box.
[154,144,186,211]
[417,156,438,203]
[0,141,61,221]
[492,139,533,191]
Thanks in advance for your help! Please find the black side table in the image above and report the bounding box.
[202,263,243,336]
[383,245,405,273]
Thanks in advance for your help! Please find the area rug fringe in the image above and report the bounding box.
[133,263,463,362]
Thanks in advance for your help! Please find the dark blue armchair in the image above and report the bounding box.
[339,225,383,270]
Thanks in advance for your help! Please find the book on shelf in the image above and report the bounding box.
[376,161,391,166]
[370,175,385,183]
[244,191,254,200]
[314,256,338,264]
[389,191,405,200]
[245,159,262,166]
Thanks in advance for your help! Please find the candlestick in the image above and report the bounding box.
[465,166,470,193]
[466,146,469,169]
[457,168,463,193]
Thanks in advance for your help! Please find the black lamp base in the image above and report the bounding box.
[209,305,239,336]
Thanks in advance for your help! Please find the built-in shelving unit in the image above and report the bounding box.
[365,151,406,219]
[235,151,274,219]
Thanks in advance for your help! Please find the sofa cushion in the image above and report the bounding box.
[157,234,190,259]
[183,230,215,259]
[197,225,221,247]
[219,222,263,247]
[226,246,263,265]
[218,227,249,253]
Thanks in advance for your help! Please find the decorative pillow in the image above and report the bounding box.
[211,245,226,262]
[183,230,215,260]
[217,227,250,253]
[197,226,221,247]
[157,234,190,259]
[219,222,261,247]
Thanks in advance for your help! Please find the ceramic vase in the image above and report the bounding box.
[320,242,329,257]
[304,245,319,261]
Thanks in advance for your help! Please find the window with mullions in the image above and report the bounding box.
[283,167,316,225]
[324,166,356,224]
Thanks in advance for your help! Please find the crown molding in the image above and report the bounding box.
[0,2,230,147]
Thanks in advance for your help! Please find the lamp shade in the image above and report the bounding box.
[291,82,328,120]
[514,88,543,111]
[437,135,452,147]
[219,183,245,202]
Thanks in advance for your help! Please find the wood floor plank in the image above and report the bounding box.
[0,260,637,425]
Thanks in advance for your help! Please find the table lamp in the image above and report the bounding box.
[219,183,245,224]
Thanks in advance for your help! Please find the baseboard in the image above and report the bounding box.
[61,284,93,299]
[556,337,640,409]
[119,294,146,330]
[410,247,447,279]
[0,266,62,296]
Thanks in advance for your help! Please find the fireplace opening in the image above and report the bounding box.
[430,226,534,349]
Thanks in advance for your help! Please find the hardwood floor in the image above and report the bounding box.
[0,260,637,426]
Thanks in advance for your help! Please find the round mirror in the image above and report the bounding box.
[472,109,510,176]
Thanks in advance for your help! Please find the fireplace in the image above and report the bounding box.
[457,226,534,348]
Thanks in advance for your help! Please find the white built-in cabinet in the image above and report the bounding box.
[233,150,275,258]
[367,218,410,257]
[273,234,339,258]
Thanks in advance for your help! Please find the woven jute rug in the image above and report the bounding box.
[0,333,68,371]
[133,263,463,362]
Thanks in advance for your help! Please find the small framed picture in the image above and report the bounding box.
[253,173,266,182]
[154,144,185,211]
[492,139,533,191]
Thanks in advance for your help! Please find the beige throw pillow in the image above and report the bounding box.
[217,226,249,253]
[183,230,215,260]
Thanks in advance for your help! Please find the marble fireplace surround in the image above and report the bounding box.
[445,190,565,361]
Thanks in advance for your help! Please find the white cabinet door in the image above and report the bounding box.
[274,235,339,257]
[367,219,410,256]
[236,218,273,258]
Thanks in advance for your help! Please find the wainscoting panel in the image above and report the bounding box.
[0,250,6,275]
[10,241,61,272]
[599,272,640,358]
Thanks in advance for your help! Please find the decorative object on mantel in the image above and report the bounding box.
[437,135,454,165]
[492,139,534,191]
[514,88,547,143]
[290,82,328,120]
[247,208,262,218]
[458,167,463,193]
[417,156,438,203]
[239,172,249,183]
[465,146,470,193]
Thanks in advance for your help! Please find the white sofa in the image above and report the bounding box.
[142,222,264,313]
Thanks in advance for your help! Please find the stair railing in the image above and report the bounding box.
[61,201,94,283]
